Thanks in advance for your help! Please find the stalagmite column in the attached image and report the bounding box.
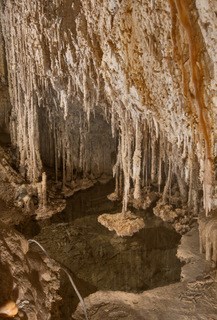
[36,172,47,213]
[133,118,142,201]
[41,172,47,209]
[0,0,215,225]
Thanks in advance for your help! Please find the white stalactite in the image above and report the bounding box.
[132,117,142,200]
[0,0,215,218]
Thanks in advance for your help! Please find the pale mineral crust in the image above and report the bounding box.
[0,1,216,319]
[0,0,216,216]
[98,211,145,237]
[199,210,217,267]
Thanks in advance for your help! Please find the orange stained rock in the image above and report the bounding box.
[173,0,212,160]
[0,300,18,318]
[169,0,213,214]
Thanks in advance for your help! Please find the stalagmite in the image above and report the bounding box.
[199,212,217,266]
[36,172,47,215]
[0,2,217,320]
[41,172,47,208]
[0,0,216,226]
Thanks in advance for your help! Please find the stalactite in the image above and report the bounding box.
[111,103,116,138]
[186,155,192,206]
[53,121,58,183]
[1,0,215,220]
[121,119,131,213]
[62,135,66,189]
[176,172,188,204]
[132,117,142,200]
[169,0,214,215]
[113,136,121,197]
[158,136,162,193]
[151,137,157,183]
[1,0,107,188]
[144,123,149,191]
[162,159,172,203]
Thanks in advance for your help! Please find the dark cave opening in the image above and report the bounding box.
[0,131,10,146]
[38,106,117,184]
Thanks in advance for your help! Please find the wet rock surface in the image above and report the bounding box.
[0,222,61,320]
[73,279,217,320]
[23,182,182,319]
[35,215,182,293]
[34,182,181,293]
[0,0,216,319]
[0,180,216,320]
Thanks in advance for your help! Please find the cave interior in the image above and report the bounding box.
[0,0,216,319]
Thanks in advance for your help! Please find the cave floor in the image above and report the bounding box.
[0,181,216,320]
[33,215,181,316]
[33,182,216,320]
[34,214,182,294]
[0,198,24,225]
[72,223,217,320]
[33,218,217,320]
[73,278,217,320]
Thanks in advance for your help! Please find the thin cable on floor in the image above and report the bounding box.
[28,239,89,320]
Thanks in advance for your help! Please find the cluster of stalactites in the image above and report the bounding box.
[109,108,204,214]
[1,0,214,216]
[0,0,101,183]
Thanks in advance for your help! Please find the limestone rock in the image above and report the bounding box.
[0,223,61,320]
[0,0,216,215]
[98,211,145,237]
[199,211,217,267]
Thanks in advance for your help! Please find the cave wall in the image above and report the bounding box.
[0,223,60,319]
[0,0,216,213]
[0,17,10,134]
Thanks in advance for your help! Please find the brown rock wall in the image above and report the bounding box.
[0,0,216,213]
[0,17,10,134]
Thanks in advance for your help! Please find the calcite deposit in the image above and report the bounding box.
[0,0,217,318]
[98,211,145,237]
[0,0,216,217]
[199,211,217,266]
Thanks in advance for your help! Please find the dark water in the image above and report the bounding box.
[17,180,182,318]
[51,179,120,223]
[33,180,182,290]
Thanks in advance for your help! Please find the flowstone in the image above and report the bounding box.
[98,211,145,237]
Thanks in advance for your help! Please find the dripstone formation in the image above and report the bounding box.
[0,1,216,319]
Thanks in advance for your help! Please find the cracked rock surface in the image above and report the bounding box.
[0,222,61,320]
